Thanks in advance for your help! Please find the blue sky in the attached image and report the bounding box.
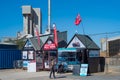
[0,0,120,46]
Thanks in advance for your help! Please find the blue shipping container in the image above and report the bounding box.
[0,50,22,69]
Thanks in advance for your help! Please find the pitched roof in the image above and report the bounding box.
[29,34,50,51]
[67,34,100,49]
[26,31,67,51]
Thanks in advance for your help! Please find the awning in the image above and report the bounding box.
[58,48,77,52]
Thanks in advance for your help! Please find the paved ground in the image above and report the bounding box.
[0,69,120,80]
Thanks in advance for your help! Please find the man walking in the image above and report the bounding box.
[49,58,56,79]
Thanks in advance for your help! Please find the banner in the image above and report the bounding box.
[53,24,58,47]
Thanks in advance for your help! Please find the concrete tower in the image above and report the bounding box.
[22,5,42,36]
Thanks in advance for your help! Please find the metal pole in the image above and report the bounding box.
[48,0,51,34]
[105,32,108,74]
[106,33,108,57]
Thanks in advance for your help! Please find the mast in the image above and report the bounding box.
[48,0,51,34]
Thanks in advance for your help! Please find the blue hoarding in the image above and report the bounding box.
[0,50,22,69]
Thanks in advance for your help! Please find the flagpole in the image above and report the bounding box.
[48,0,51,34]
[81,19,90,75]
[81,22,85,35]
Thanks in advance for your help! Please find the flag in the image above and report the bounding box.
[74,14,82,25]
[34,26,40,46]
[53,24,58,47]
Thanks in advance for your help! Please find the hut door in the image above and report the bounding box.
[44,51,49,69]
[44,51,57,69]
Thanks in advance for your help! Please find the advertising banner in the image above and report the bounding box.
[80,64,88,76]
[27,60,36,72]
[22,51,27,59]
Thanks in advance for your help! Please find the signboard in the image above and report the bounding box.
[58,48,77,52]
[23,61,30,68]
[27,60,36,72]
[22,51,35,60]
[22,51,27,59]
[28,51,34,59]
[67,36,85,48]
[24,40,34,50]
[44,40,56,50]
[44,61,49,68]
[72,42,80,47]
[89,50,99,57]
[80,64,88,76]
[25,40,32,47]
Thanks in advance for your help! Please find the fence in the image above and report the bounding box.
[105,57,120,72]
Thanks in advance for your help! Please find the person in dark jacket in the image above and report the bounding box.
[49,58,56,79]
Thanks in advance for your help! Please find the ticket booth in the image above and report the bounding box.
[22,29,68,71]
[43,39,58,70]
[64,34,100,73]
[22,38,38,72]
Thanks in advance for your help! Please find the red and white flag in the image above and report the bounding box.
[74,14,82,25]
